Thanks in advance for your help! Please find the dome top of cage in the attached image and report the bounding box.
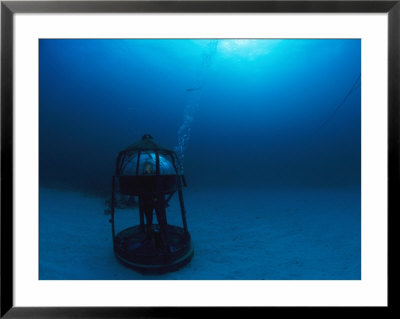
[123,134,172,153]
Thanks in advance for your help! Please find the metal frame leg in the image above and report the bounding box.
[178,188,189,233]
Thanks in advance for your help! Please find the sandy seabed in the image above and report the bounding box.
[39,186,361,280]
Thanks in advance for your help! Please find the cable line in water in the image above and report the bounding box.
[318,73,361,130]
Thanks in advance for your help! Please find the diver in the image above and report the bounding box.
[139,161,170,250]
[140,161,156,240]
[143,161,154,175]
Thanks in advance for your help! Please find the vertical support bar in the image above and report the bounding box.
[115,152,122,175]
[155,151,160,175]
[111,176,116,249]
[170,151,189,232]
[155,151,162,219]
[178,188,189,233]
[136,151,141,176]
[116,151,127,175]
[181,175,187,187]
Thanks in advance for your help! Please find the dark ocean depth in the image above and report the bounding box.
[39,39,361,195]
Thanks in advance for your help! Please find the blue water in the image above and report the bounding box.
[39,39,361,280]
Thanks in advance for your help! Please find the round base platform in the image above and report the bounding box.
[114,225,194,275]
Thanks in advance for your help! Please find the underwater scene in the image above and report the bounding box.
[39,39,361,279]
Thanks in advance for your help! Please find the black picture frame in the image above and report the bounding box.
[1,0,396,317]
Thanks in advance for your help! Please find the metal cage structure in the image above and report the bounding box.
[110,134,193,274]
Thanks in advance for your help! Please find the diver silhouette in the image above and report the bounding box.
[139,161,170,250]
